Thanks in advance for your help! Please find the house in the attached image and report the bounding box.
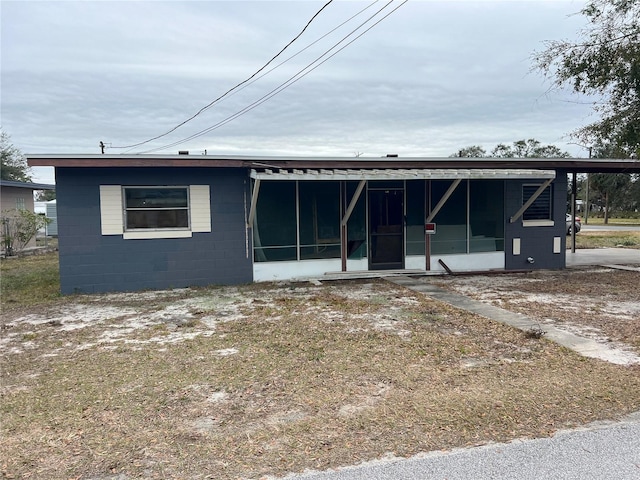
[1,179,55,249]
[27,154,640,294]
[34,199,58,236]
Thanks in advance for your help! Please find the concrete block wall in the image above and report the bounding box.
[504,174,568,270]
[55,167,253,294]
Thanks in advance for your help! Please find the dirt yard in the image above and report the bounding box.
[430,267,640,355]
[1,268,639,479]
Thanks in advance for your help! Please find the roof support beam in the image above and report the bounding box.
[426,179,462,223]
[247,178,261,227]
[341,180,366,226]
[509,177,554,223]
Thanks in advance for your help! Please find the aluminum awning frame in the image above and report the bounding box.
[249,168,556,181]
[247,168,556,228]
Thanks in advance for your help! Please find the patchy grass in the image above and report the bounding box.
[2,277,640,479]
[571,231,640,249]
[0,252,61,308]
[432,268,640,352]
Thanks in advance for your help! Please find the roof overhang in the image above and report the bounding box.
[250,168,556,181]
[26,154,640,174]
[0,180,55,190]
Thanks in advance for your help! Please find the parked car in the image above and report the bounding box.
[566,213,581,235]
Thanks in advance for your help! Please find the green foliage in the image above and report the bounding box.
[450,145,487,158]
[1,209,50,256]
[0,130,32,182]
[450,139,570,158]
[35,189,56,201]
[584,142,640,218]
[533,0,640,153]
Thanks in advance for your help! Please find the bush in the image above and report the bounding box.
[1,209,50,256]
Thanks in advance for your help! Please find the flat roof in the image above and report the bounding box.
[26,154,640,173]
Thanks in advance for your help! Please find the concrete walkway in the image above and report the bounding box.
[386,273,640,366]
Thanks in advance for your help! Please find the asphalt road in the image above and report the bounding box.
[284,413,640,480]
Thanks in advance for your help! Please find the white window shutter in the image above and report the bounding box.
[100,185,123,235]
[190,185,211,233]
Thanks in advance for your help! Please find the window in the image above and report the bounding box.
[522,184,552,221]
[15,197,25,209]
[99,185,211,239]
[124,187,189,230]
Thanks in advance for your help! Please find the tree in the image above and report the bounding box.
[450,139,570,158]
[1,130,32,182]
[450,146,487,158]
[533,0,640,155]
[590,173,633,222]
[586,142,638,221]
[35,189,56,201]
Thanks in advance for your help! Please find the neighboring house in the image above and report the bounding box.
[1,179,55,249]
[27,154,640,294]
[34,199,58,236]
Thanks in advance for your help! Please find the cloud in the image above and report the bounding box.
[1,0,596,184]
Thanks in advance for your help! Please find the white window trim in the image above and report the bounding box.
[100,184,211,239]
[522,219,555,227]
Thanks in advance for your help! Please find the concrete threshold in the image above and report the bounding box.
[387,276,640,366]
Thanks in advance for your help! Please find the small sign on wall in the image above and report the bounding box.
[425,223,436,235]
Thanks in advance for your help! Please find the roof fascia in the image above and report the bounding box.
[26,155,640,173]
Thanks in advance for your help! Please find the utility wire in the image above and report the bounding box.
[139,0,407,154]
[111,0,334,150]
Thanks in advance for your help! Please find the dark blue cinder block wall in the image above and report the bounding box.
[55,167,253,294]
[504,174,568,270]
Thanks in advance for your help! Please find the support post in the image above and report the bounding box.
[571,171,577,253]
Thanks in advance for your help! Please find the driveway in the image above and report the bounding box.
[566,247,640,267]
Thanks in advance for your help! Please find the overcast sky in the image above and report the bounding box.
[2,0,595,184]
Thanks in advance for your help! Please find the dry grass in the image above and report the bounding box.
[432,268,640,352]
[2,264,640,479]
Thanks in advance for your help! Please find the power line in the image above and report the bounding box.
[122,1,382,154]
[110,1,334,150]
[140,0,403,154]
[138,0,408,154]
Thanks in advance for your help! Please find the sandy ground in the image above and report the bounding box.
[429,267,640,360]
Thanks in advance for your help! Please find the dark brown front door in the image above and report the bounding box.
[368,189,404,270]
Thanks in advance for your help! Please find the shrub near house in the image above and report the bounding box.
[1,209,50,256]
